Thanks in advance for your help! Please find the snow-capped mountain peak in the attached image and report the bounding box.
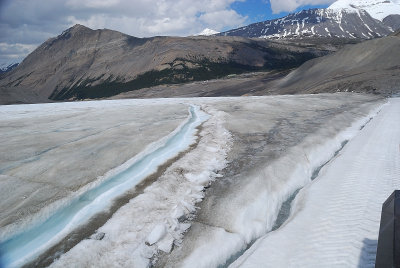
[329,0,400,21]
[219,0,400,40]
[197,28,220,36]
[219,7,395,40]
[0,62,19,73]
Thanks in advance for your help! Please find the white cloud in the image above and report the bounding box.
[64,0,247,37]
[0,0,249,64]
[66,0,121,9]
[0,42,38,64]
[0,0,246,37]
[269,0,336,13]
[0,43,38,55]
[199,10,247,30]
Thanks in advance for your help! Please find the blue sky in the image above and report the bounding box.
[0,0,335,65]
[232,0,330,24]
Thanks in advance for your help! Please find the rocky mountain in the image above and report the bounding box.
[0,63,19,74]
[0,24,333,104]
[259,31,400,96]
[383,14,400,29]
[112,31,400,99]
[219,0,400,39]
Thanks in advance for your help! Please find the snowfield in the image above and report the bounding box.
[0,93,392,267]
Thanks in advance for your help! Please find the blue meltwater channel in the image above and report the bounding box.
[0,105,208,268]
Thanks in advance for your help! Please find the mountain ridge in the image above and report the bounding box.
[0,63,19,74]
[218,0,400,39]
[257,33,400,96]
[0,24,334,104]
[1,1,399,104]
[328,0,400,21]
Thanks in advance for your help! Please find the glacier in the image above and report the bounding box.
[48,105,232,267]
[149,93,384,267]
[0,105,208,268]
[0,94,387,267]
[232,97,400,267]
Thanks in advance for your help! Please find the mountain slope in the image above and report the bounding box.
[383,14,400,29]
[262,32,400,95]
[219,0,400,39]
[328,0,400,21]
[219,8,392,39]
[0,25,332,104]
[0,63,19,74]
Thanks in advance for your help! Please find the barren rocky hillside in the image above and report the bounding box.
[258,32,400,96]
[0,24,335,104]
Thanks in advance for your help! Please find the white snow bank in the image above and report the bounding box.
[181,225,245,268]
[232,98,400,268]
[49,106,232,268]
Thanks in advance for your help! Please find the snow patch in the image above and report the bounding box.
[197,28,220,36]
[0,62,18,73]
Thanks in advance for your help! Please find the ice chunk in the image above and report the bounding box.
[146,224,166,246]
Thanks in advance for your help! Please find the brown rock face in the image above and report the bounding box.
[0,24,332,104]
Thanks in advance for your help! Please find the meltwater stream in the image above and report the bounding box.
[0,105,208,268]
